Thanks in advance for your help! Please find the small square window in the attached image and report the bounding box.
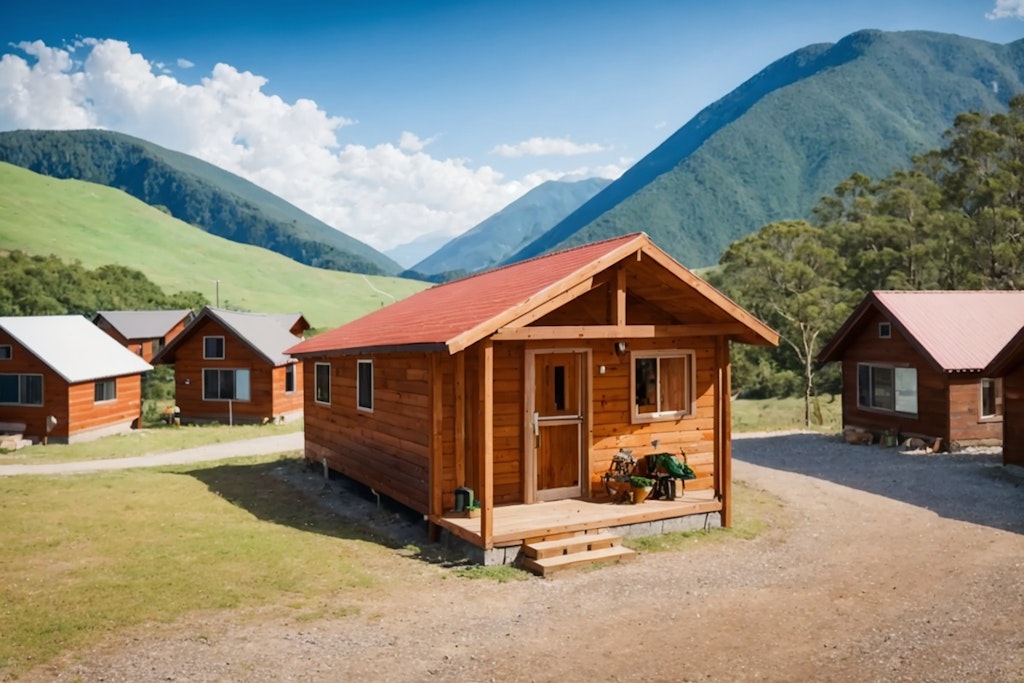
[878,322,891,339]
[94,379,117,402]
[0,345,11,360]
[203,336,225,359]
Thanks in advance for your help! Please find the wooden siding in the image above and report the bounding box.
[836,309,1004,446]
[170,317,301,423]
[1003,363,1024,467]
[303,352,433,514]
[0,330,143,442]
[95,317,189,363]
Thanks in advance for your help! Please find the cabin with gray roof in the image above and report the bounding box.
[152,307,308,424]
[818,290,1024,450]
[0,315,153,444]
[94,309,195,362]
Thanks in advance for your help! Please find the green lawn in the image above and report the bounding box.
[731,394,841,434]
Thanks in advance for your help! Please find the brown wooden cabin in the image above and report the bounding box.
[152,307,308,425]
[984,324,1024,468]
[94,309,195,362]
[818,290,1024,450]
[0,315,153,444]
[287,233,778,562]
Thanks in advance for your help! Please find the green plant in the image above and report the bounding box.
[629,476,654,489]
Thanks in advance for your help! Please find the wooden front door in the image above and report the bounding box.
[529,351,586,502]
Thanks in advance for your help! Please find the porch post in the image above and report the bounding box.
[454,351,466,486]
[716,336,733,527]
[428,352,444,542]
[479,339,495,548]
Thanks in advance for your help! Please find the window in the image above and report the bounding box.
[0,374,42,405]
[0,345,11,360]
[631,351,694,423]
[981,378,1003,419]
[357,360,373,412]
[878,322,891,339]
[203,336,225,359]
[202,368,250,401]
[94,379,117,402]
[857,363,917,414]
[314,363,331,404]
[285,364,296,393]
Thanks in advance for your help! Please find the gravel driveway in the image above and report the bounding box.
[21,432,1024,682]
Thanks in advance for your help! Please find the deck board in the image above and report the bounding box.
[438,489,720,548]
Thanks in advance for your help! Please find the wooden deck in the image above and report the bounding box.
[437,488,721,549]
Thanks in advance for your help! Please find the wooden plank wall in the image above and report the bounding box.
[1003,363,1024,466]
[947,378,1002,444]
[67,374,143,436]
[303,351,432,515]
[171,317,298,423]
[0,331,70,439]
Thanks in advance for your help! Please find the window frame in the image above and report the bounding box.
[0,373,43,406]
[980,377,1003,420]
[357,359,374,413]
[629,350,695,424]
[284,363,296,394]
[203,336,225,360]
[0,345,11,360]
[314,362,331,405]
[94,378,117,403]
[878,322,891,339]
[857,363,918,415]
[202,368,251,402]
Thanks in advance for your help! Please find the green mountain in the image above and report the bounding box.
[0,162,428,328]
[505,30,1024,268]
[0,129,400,275]
[408,177,611,277]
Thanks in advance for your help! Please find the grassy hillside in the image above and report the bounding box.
[506,30,1024,268]
[0,162,429,328]
[0,130,401,275]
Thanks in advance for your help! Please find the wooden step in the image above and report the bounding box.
[520,545,637,576]
[522,530,623,560]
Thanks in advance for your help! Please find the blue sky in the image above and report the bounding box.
[2,1,1023,259]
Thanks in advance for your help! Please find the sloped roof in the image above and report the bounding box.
[0,315,153,382]
[94,309,194,340]
[818,290,1024,373]
[289,233,778,356]
[153,307,306,366]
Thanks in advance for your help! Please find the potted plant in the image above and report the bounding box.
[629,476,654,504]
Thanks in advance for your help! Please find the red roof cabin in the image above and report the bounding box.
[93,309,195,362]
[288,233,778,567]
[0,315,153,444]
[152,307,308,425]
[818,290,1024,451]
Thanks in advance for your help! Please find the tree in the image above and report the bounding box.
[717,221,851,426]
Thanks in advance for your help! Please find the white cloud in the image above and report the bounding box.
[0,39,539,250]
[177,58,194,69]
[491,136,607,158]
[986,0,1024,19]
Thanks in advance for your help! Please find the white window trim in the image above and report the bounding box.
[857,362,918,416]
[980,377,1003,420]
[629,349,695,424]
[357,359,374,413]
[314,362,331,405]
[94,378,117,403]
[203,335,225,360]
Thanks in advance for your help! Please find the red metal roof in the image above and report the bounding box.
[829,290,1024,372]
[289,233,646,356]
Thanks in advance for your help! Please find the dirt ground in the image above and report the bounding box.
[22,433,1024,682]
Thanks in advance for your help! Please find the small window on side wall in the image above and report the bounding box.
[314,362,331,404]
[981,378,1003,419]
[357,359,373,412]
[285,364,296,393]
[630,350,694,423]
[0,345,11,360]
[94,379,117,402]
[878,322,891,339]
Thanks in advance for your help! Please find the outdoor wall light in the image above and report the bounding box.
[615,341,628,356]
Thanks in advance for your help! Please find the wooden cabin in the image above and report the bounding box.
[94,309,195,362]
[984,324,1024,468]
[152,307,308,424]
[287,233,778,565]
[818,290,1024,450]
[0,315,153,444]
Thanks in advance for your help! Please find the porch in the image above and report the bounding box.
[434,488,721,563]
